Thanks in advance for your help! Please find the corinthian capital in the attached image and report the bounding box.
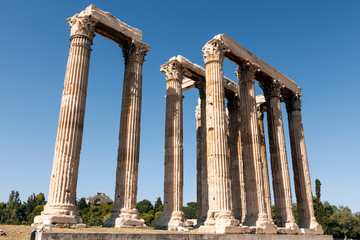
[160,60,185,81]
[285,93,302,112]
[235,60,260,84]
[202,39,228,64]
[67,14,98,40]
[121,40,149,63]
[260,79,283,99]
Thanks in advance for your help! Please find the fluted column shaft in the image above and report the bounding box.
[157,60,186,229]
[236,62,273,231]
[262,81,297,229]
[196,98,203,222]
[203,40,236,227]
[257,106,272,221]
[286,95,321,230]
[108,41,148,228]
[35,15,97,226]
[196,82,208,225]
[228,95,245,223]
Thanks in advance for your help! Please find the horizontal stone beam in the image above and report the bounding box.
[74,5,143,43]
[170,55,238,94]
[212,34,301,94]
[256,94,266,105]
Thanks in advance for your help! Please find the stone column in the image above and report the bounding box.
[104,40,149,228]
[257,104,272,221]
[34,15,97,227]
[227,94,245,223]
[196,98,203,224]
[261,80,299,233]
[285,94,323,234]
[202,39,240,233]
[236,61,276,234]
[195,82,208,226]
[156,60,186,230]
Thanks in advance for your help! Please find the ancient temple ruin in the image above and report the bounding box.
[34,5,149,228]
[158,35,323,234]
[34,4,324,237]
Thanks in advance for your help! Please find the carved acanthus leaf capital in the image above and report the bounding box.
[67,14,98,40]
[260,79,283,99]
[121,40,149,63]
[202,39,228,64]
[286,93,302,112]
[160,60,185,81]
[235,60,260,84]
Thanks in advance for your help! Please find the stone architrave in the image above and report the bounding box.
[195,82,209,226]
[257,104,272,221]
[227,94,245,223]
[285,94,323,234]
[236,61,277,234]
[34,14,97,227]
[261,80,299,233]
[156,60,187,230]
[202,39,241,234]
[104,40,149,228]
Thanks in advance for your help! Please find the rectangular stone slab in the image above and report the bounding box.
[77,4,142,42]
[216,34,301,94]
[35,232,333,240]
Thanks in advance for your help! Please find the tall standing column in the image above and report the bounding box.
[262,80,299,233]
[34,15,97,227]
[236,61,276,233]
[286,94,323,234]
[227,94,245,223]
[105,40,149,228]
[156,60,186,230]
[257,104,272,221]
[202,39,239,233]
[196,82,208,225]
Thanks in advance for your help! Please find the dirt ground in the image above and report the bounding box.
[0,224,197,240]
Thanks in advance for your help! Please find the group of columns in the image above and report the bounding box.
[159,39,323,234]
[34,13,149,228]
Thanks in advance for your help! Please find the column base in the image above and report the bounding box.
[104,208,147,228]
[156,211,188,230]
[277,222,301,234]
[33,203,83,228]
[255,217,277,234]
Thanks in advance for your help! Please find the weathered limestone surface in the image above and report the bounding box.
[156,60,187,230]
[36,232,333,240]
[34,14,97,227]
[285,94,323,234]
[213,34,301,94]
[105,41,149,228]
[202,39,240,233]
[76,4,142,42]
[257,103,272,221]
[236,61,276,234]
[261,80,299,233]
[227,94,245,223]
[195,83,209,225]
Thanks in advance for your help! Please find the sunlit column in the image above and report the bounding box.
[236,61,276,233]
[34,15,97,227]
[285,94,323,234]
[261,80,299,232]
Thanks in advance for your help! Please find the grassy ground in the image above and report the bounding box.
[0,225,198,240]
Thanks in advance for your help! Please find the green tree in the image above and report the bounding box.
[183,202,197,219]
[331,210,360,240]
[4,190,22,224]
[154,197,163,212]
[136,199,153,214]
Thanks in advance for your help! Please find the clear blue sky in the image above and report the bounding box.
[0,0,359,213]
